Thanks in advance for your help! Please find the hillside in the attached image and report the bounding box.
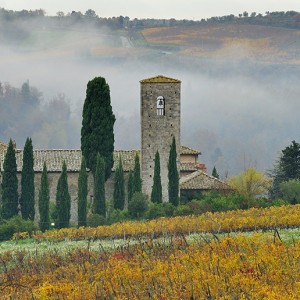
[140,24,300,65]
[1,10,300,176]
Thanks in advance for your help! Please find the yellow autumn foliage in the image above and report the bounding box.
[2,234,300,299]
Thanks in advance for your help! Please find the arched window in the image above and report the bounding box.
[156,96,165,116]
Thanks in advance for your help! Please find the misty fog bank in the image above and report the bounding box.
[1,21,299,178]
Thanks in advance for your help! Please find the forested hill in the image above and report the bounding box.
[1,8,300,67]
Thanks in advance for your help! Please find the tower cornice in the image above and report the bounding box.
[140,75,181,83]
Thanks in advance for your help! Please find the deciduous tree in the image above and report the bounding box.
[229,167,272,208]
[279,179,300,204]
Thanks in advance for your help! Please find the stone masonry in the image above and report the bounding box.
[140,75,181,201]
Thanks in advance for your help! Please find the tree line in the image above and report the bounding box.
[0,81,75,149]
[0,7,299,40]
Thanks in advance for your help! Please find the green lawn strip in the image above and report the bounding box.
[1,227,300,256]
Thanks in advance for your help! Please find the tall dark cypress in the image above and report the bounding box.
[212,166,219,179]
[78,156,88,227]
[20,137,35,220]
[113,157,125,210]
[81,77,116,178]
[151,151,162,203]
[168,137,179,206]
[55,161,71,228]
[93,153,106,217]
[127,170,134,203]
[1,139,18,219]
[38,163,50,232]
[132,153,142,194]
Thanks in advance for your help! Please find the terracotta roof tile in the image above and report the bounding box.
[179,171,230,190]
[140,75,181,83]
[0,147,200,173]
[180,145,200,155]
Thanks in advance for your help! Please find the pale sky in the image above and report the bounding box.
[0,0,299,19]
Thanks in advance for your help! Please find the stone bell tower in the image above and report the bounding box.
[140,75,181,201]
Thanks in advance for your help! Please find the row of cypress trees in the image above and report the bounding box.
[0,137,178,230]
[0,138,72,231]
[1,138,35,220]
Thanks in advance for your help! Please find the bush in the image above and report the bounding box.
[107,209,129,224]
[128,192,148,219]
[200,192,243,212]
[186,200,206,215]
[146,203,165,220]
[257,198,288,208]
[0,216,37,241]
[87,214,106,227]
[162,203,175,217]
[174,205,192,216]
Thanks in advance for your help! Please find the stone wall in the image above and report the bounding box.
[140,80,181,202]
[16,171,128,226]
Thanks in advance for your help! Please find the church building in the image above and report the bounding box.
[0,75,229,224]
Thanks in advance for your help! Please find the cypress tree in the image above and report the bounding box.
[1,139,18,219]
[20,137,35,220]
[113,157,125,210]
[132,153,142,194]
[78,156,88,227]
[81,77,116,179]
[128,170,134,202]
[55,161,71,228]
[212,166,219,179]
[271,140,300,198]
[151,151,162,203]
[38,163,50,232]
[93,153,106,217]
[168,137,179,206]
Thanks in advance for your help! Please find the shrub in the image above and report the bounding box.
[128,192,148,219]
[107,209,129,224]
[257,198,288,208]
[174,205,192,216]
[200,192,243,212]
[162,203,175,217]
[0,216,37,241]
[87,214,106,227]
[146,203,165,220]
[186,200,206,215]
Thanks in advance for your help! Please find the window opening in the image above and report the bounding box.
[156,96,165,116]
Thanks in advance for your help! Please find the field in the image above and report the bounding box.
[141,24,300,64]
[1,205,300,299]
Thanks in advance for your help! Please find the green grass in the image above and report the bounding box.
[1,227,300,256]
